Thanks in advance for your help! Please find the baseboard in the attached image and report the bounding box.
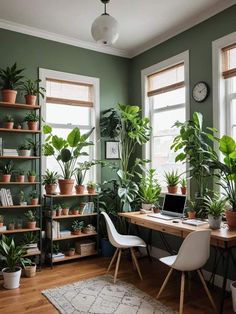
[140,246,233,292]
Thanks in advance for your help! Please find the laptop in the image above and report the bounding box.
[148,193,186,220]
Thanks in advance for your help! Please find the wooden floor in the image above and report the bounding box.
[0,256,233,314]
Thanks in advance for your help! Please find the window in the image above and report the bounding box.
[40,69,100,182]
[142,52,189,188]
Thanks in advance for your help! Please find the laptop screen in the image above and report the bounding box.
[162,194,186,216]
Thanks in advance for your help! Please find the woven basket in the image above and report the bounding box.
[75,240,96,256]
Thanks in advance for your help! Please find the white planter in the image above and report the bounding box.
[18,150,31,157]
[231,281,236,312]
[142,203,153,210]
[208,215,222,229]
[2,267,21,289]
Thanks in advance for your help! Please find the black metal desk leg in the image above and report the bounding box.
[220,246,230,314]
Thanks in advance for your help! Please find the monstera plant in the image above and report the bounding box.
[43,124,94,195]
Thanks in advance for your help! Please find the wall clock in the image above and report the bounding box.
[192,81,209,102]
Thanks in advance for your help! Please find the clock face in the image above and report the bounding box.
[192,82,209,102]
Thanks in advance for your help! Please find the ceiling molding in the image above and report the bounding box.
[129,0,236,58]
[0,18,130,58]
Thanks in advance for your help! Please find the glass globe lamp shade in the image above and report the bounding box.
[91,14,119,45]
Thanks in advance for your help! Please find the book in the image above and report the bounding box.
[182,219,208,226]
[6,189,13,206]
[26,248,40,254]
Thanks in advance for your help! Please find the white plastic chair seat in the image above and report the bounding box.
[115,234,146,248]
[159,255,177,267]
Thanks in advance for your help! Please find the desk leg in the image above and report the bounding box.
[220,246,230,314]
[135,225,152,261]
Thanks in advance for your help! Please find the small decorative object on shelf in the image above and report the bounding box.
[22,78,46,106]
[24,111,40,131]
[87,181,96,194]
[24,210,37,229]
[43,169,60,195]
[4,114,14,129]
[27,170,36,183]
[65,246,75,257]
[83,224,96,234]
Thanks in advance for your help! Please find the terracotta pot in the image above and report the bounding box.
[87,187,96,194]
[31,198,39,205]
[181,187,187,195]
[72,230,82,235]
[27,221,36,229]
[2,89,17,103]
[188,211,196,219]
[4,122,14,129]
[17,175,25,183]
[27,121,38,131]
[25,95,37,106]
[225,210,236,229]
[49,211,56,218]
[75,185,85,194]
[62,207,69,215]
[2,174,11,182]
[0,222,3,227]
[66,249,75,257]
[28,176,36,183]
[58,179,74,195]
[56,208,62,216]
[45,184,57,195]
[167,186,178,194]
[72,209,79,215]
[8,223,15,230]
[153,207,161,213]
[23,263,36,278]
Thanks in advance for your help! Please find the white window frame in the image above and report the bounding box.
[39,68,100,182]
[141,51,190,192]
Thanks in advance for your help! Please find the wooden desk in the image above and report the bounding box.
[120,211,236,314]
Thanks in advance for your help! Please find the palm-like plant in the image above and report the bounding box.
[75,161,100,185]
[138,168,161,204]
[22,79,45,97]
[204,194,226,218]
[0,63,24,90]
[42,170,60,185]
[164,170,180,186]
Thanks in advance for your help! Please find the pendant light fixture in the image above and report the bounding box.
[91,0,119,45]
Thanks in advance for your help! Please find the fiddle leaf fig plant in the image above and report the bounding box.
[43,125,95,179]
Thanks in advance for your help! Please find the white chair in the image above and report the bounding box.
[101,211,146,283]
[156,230,217,314]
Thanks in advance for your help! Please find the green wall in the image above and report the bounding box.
[0,28,130,182]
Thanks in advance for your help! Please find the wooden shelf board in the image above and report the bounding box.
[0,102,40,110]
[0,182,40,185]
[0,228,40,234]
[0,128,41,133]
[51,232,98,241]
[44,193,98,198]
[52,251,97,263]
[24,250,41,257]
[52,213,97,219]
[0,156,40,159]
[0,205,41,209]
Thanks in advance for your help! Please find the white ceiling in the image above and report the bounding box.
[0,0,235,58]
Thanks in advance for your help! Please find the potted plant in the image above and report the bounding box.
[87,181,96,194]
[0,215,4,227]
[0,63,25,103]
[204,194,226,229]
[18,190,27,206]
[8,220,15,230]
[24,111,40,131]
[210,135,236,229]
[15,123,22,130]
[27,170,36,183]
[61,203,70,216]
[42,169,60,195]
[0,235,29,289]
[43,124,94,195]
[22,78,46,106]
[0,161,14,182]
[186,200,197,219]
[47,206,56,218]
[18,143,31,157]
[138,168,161,210]
[83,224,96,234]
[3,114,14,129]
[164,170,180,194]
[71,207,79,215]
[54,204,62,217]
[24,210,37,229]
[16,218,23,229]
[16,169,25,183]
[75,161,99,194]
[29,190,39,205]
[65,244,75,257]
[71,220,84,235]
[180,178,187,195]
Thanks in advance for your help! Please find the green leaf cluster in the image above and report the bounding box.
[203,194,227,218]
[0,63,25,90]
[164,170,180,186]
[138,168,161,204]
[22,78,45,98]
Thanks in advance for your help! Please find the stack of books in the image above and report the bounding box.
[48,252,65,260]
[23,243,40,255]
[3,148,18,156]
[60,230,71,238]
[0,189,13,206]
[46,221,60,239]
[81,202,94,215]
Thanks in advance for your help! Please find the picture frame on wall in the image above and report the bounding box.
[105,141,120,160]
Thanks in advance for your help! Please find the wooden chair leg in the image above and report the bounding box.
[113,249,121,283]
[130,247,143,280]
[179,272,185,314]
[197,270,217,312]
[156,268,173,299]
[107,248,119,273]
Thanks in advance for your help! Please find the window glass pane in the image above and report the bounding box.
[229,47,236,70]
[46,81,91,101]
[232,77,236,93]
[153,87,185,110]
[153,107,185,136]
[46,103,90,125]
[149,64,184,91]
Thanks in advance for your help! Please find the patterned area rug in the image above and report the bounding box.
[42,275,176,314]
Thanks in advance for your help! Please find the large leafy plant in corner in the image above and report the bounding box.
[100,104,151,211]
[43,125,94,179]
[171,112,214,197]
